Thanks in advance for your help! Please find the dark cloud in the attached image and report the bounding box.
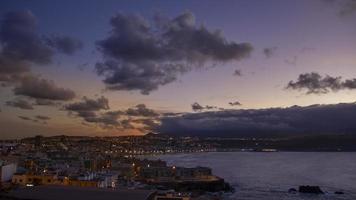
[0,11,41,79]
[13,76,76,101]
[0,73,25,88]
[0,10,80,110]
[96,11,253,94]
[205,105,217,110]
[34,99,60,106]
[233,69,242,76]
[0,10,79,111]
[157,103,356,137]
[0,11,53,85]
[64,96,124,129]
[96,61,186,95]
[78,110,122,127]
[0,10,54,65]
[18,115,48,124]
[339,0,356,16]
[126,104,159,117]
[77,110,97,119]
[0,56,29,77]
[263,47,277,58]
[95,110,125,127]
[6,99,34,110]
[323,0,356,16]
[18,116,32,121]
[65,100,160,130]
[286,72,356,94]
[35,115,51,120]
[161,112,184,117]
[65,96,109,111]
[229,101,242,106]
[191,102,204,112]
[46,35,83,55]
[121,119,134,129]
[191,102,218,112]
[0,10,83,85]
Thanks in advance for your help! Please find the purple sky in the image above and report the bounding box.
[0,0,356,138]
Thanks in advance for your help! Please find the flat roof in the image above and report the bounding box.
[5,186,156,200]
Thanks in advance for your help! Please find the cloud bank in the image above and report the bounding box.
[157,103,356,137]
[64,97,158,130]
[13,76,76,101]
[96,11,253,94]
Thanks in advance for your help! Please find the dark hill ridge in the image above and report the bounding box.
[204,134,356,151]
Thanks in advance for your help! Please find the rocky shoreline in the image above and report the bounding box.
[144,177,234,193]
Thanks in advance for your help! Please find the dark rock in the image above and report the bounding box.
[145,177,232,193]
[298,186,324,194]
[288,188,297,193]
[335,191,344,195]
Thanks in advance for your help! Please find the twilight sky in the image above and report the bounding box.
[1,0,356,139]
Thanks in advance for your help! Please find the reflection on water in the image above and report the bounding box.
[146,152,356,200]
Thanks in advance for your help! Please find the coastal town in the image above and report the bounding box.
[1,133,356,200]
[1,0,356,199]
[0,133,233,200]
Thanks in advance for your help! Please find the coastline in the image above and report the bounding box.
[143,151,356,199]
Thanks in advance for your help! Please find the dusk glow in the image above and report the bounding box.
[0,0,356,139]
[1,1,356,199]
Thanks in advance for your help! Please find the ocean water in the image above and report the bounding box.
[148,152,356,200]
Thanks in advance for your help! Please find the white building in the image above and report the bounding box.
[1,161,17,182]
[97,172,118,188]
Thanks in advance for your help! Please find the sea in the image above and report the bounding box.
[146,152,356,200]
